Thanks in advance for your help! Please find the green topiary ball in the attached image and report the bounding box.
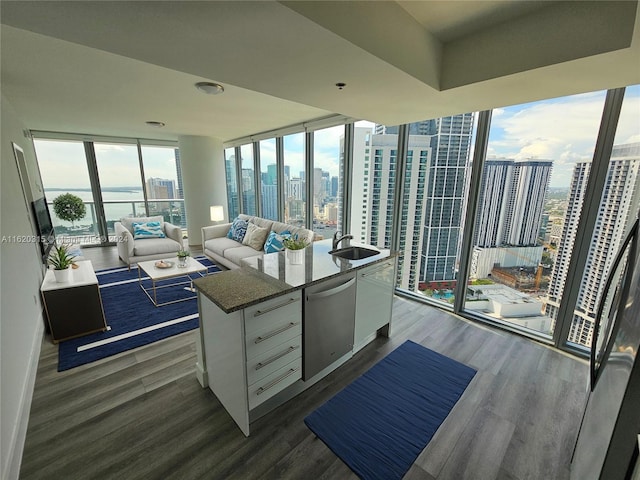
[52,193,86,223]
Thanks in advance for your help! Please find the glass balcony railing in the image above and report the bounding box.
[48,199,187,245]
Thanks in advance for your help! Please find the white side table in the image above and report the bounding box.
[41,260,108,343]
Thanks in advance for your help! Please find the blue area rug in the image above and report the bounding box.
[304,340,476,480]
[57,256,221,371]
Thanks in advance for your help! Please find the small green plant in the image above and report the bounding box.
[52,193,86,227]
[48,245,76,270]
[177,249,190,258]
[282,235,309,250]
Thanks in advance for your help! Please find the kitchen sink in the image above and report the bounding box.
[329,246,380,260]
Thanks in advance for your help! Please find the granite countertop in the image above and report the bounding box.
[193,239,398,313]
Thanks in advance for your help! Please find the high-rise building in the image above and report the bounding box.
[545,142,640,347]
[474,159,552,247]
[350,113,475,290]
[420,114,475,285]
[174,148,186,228]
[261,184,278,220]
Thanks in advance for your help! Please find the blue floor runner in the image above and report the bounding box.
[304,340,476,480]
[57,257,220,371]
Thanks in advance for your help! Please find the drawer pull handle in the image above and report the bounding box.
[255,322,299,344]
[256,367,300,395]
[255,345,300,370]
[254,298,299,317]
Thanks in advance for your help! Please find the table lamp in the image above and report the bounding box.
[210,205,224,224]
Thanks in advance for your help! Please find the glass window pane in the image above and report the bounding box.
[33,139,100,244]
[259,139,278,221]
[312,125,344,239]
[240,144,256,215]
[463,91,607,338]
[225,147,239,219]
[350,121,398,248]
[94,142,145,236]
[283,133,305,227]
[567,85,640,350]
[141,145,185,229]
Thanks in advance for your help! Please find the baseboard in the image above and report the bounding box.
[4,313,44,480]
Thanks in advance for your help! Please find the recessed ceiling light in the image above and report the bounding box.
[335,82,346,90]
[195,81,225,95]
[145,121,165,128]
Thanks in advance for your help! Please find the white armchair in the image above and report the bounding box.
[115,216,183,269]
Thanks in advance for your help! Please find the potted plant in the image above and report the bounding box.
[283,236,309,265]
[52,193,86,230]
[49,244,76,282]
[177,248,190,268]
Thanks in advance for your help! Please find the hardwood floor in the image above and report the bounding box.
[20,246,588,480]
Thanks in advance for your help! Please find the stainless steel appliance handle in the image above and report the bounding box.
[591,217,639,390]
[256,367,300,395]
[253,297,299,317]
[254,322,299,344]
[255,345,300,370]
[306,277,356,300]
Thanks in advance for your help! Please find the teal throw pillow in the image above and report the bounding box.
[133,221,165,239]
[264,230,291,253]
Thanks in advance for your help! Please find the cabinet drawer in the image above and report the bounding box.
[245,320,301,360]
[248,357,302,410]
[244,292,301,335]
[246,335,302,386]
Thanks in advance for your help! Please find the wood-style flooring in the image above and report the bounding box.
[19,246,589,480]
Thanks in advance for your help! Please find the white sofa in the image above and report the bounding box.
[202,214,315,270]
[115,215,183,268]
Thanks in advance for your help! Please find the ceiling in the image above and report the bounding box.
[1,1,638,143]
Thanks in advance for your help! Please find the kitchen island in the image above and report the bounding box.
[193,239,398,436]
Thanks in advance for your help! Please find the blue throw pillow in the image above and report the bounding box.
[228,218,248,243]
[133,221,165,239]
[264,230,291,253]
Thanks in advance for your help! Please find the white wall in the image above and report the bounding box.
[178,135,227,246]
[1,95,46,480]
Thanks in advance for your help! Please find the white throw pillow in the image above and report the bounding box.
[242,222,270,251]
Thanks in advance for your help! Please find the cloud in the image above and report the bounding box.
[488,92,609,186]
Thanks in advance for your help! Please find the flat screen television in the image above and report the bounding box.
[31,196,55,263]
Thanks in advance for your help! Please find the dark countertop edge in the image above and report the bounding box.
[194,251,399,314]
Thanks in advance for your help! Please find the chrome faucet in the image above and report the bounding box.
[333,232,353,250]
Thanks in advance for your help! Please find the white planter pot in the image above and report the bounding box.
[287,248,304,265]
[53,267,72,283]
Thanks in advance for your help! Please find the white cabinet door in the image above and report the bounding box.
[354,258,396,352]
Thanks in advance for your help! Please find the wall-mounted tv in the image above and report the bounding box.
[31,196,55,263]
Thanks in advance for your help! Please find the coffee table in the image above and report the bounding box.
[137,257,208,307]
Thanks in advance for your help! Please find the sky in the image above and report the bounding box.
[35,140,178,189]
[487,86,640,188]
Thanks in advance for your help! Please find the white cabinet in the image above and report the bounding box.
[198,291,302,436]
[354,258,396,352]
[243,294,302,409]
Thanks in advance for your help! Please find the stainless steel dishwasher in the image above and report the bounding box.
[303,272,356,380]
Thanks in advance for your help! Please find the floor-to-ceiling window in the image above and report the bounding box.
[283,133,305,227]
[311,125,344,239]
[240,143,257,216]
[141,145,185,228]
[565,85,640,350]
[225,147,240,219]
[259,139,278,221]
[93,142,146,237]
[462,92,607,337]
[33,135,182,245]
[34,139,99,241]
